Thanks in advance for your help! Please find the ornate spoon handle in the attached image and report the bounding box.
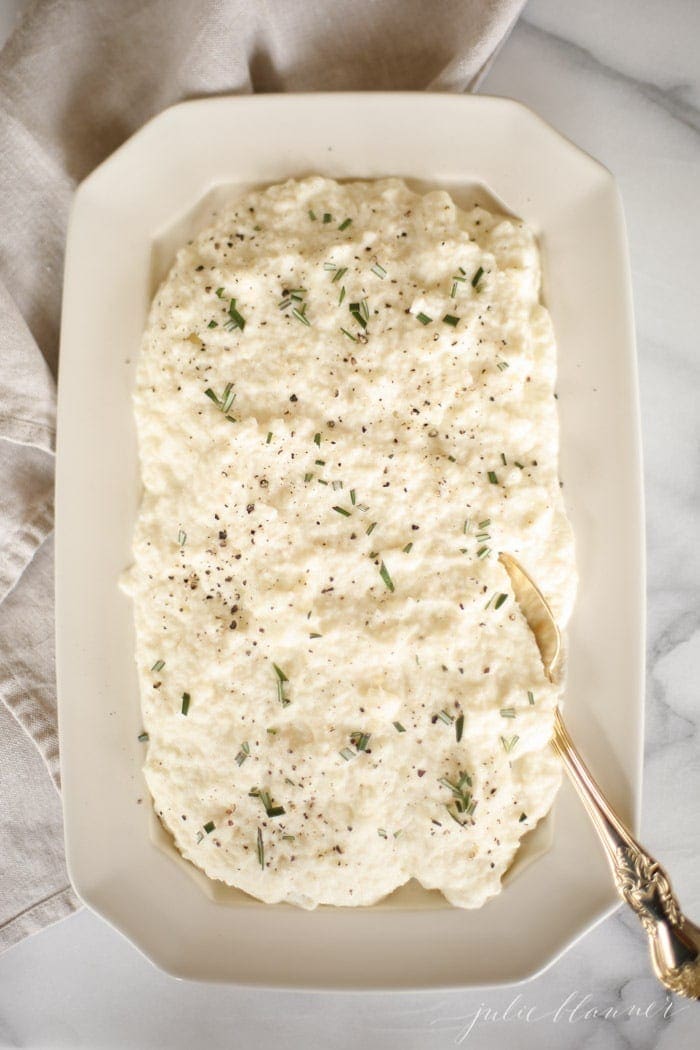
[552,709,700,998]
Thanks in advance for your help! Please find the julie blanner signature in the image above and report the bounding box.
[430,991,691,1044]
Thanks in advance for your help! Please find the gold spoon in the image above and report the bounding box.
[499,552,700,999]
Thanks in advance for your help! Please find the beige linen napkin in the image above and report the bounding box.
[0,0,526,952]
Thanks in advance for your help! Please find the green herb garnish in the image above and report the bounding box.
[455,714,464,742]
[207,320,218,328]
[443,314,459,327]
[323,212,332,224]
[256,826,265,869]
[500,707,516,719]
[137,731,149,743]
[371,263,387,279]
[402,542,413,553]
[177,529,187,546]
[379,561,395,592]
[338,218,352,231]
[273,663,290,706]
[494,593,508,610]
[151,659,165,673]
[350,731,371,752]
[181,692,190,716]
[225,298,246,331]
[501,734,519,754]
[436,709,454,726]
[203,821,215,834]
[235,741,250,766]
[416,312,432,325]
[393,721,406,733]
[215,287,225,298]
[528,690,535,705]
[340,327,357,342]
[471,266,484,288]
[339,747,355,761]
[308,209,317,221]
[488,470,498,484]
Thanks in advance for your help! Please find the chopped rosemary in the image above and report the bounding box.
[443,314,460,327]
[254,788,286,818]
[266,431,273,444]
[528,690,535,705]
[350,489,357,505]
[494,593,508,610]
[137,731,149,743]
[377,828,388,838]
[477,546,491,559]
[151,659,165,673]
[308,209,317,221]
[225,298,246,331]
[323,212,332,224]
[371,263,387,279]
[323,262,336,271]
[333,505,351,517]
[436,709,454,726]
[332,266,347,284]
[181,692,190,716]
[177,529,187,546]
[402,542,413,553]
[379,561,395,592]
[500,708,516,719]
[450,281,458,298]
[500,452,507,466]
[257,826,265,869]
[519,812,528,823]
[478,518,491,528]
[339,747,355,761]
[292,306,310,326]
[215,287,225,298]
[203,820,215,834]
[349,302,367,329]
[338,217,352,231]
[366,521,377,535]
[309,632,322,639]
[314,432,321,447]
[514,461,525,469]
[416,312,432,325]
[204,383,237,421]
[438,771,473,817]
[338,286,346,305]
[488,471,498,484]
[350,731,371,752]
[496,359,509,372]
[207,320,218,328]
[273,663,290,706]
[304,472,314,482]
[340,326,357,342]
[471,266,484,288]
[393,721,406,733]
[455,714,464,742]
[331,479,343,491]
[501,734,519,754]
[235,741,250,766]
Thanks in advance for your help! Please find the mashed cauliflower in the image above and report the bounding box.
[128,177,576,908]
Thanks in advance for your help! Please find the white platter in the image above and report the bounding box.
[56,93,644,988]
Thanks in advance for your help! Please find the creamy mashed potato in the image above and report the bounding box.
[129,177,576,909]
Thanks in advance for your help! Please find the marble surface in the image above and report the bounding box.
[1,1,699,1046]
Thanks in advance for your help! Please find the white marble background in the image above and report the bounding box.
[0,1,698,1047]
